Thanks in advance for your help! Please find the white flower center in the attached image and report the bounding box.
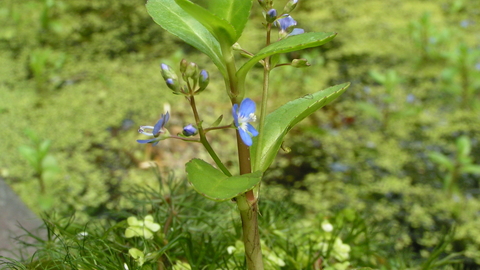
[238,113,256,131]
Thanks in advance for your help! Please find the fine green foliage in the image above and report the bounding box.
[186,159,262,201]
[252,83,350,172]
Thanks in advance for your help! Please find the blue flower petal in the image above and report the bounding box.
[164,112,170,124]
[153,118,164,135]
[289,28,304,36]
[239,129,253,146]
[137,138,159,144]
[247,123,259,137]
[276,16,297,31]
[232,104,239,127]
[239,98,256,116]
[153,112,170,135]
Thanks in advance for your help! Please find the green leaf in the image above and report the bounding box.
[192,0,252,41]
[237,32,337,83]
[146,0,226,76]
[428,152,454,171]
[456,135,471,157]
[186,159,262,201]
[38,139,52,160]
[462,165,480,175]
[251,83,350,172]
[210,114,223,127]
[175,0,237,46]
[18,146,39,170]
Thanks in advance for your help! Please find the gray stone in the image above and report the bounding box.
[0,178,45,260]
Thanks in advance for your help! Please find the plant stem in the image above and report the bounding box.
[254,23,272,171]
[224,42,264,269]
[188,95,232,176]
[236,132,263,270]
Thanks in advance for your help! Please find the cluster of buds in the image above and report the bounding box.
[160,59,209,96]
[261,0,303,39]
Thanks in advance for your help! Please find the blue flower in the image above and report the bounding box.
[137,112,170,146]
[275,15,297,33]
[274,15,304,37]
[232,98,259,146]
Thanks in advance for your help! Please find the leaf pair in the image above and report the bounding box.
[186,83,349,201]
[146,0,252,76]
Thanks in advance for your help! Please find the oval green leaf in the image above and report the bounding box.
[237,32,337,85]
[251,83,350,172]
[191,0,252,41]
[175,0,237,46]
[146,0,226,76]
[186,159,263,201]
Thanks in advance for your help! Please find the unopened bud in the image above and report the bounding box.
[266,9,277,23]
[160,63,178,81]
[165,78,182,93]
[283,0,298,14]
[232,43,243,51]
[179,59,188,74]
[182,124,197,136]
[197,69,209,92]
[291,58,310,68]
[185,62,199,80]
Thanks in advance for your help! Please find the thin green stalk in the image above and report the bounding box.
[254,23,272,171]
[188,95,232,177]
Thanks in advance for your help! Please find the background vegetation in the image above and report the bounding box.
[0,0,479,269]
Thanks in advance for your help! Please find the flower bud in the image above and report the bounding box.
[179,59,188,74]
[283,0,298,14]
[184,62,199,80]
[160,64,181,93]
[197,69,209,92]
[266,9,277,23]
[291,58,310,68]
[165,78,182,93]
[232,43,243,51]
[160,64,178,81]
[182,124,197,136]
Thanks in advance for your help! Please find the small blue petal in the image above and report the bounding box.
[247,124,259,137]
[289,28,304,36]
[137,139,159,144]
[232,104,239,127]
[276,16,297,31]
[153,118,164,135]
[239,98,256,116]
[161,63,169,71]
[239,129,253,146]
[199,70,208,80]
[153,112,170,135]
